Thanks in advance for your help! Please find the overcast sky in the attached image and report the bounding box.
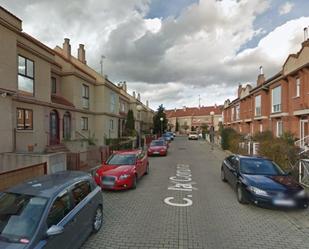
[1,0,309,110]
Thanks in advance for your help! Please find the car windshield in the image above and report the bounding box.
[150,140,165,146]
[240,158,285,176]
[0,192,48,244]
[107,154,136,165]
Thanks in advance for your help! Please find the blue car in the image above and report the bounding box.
[0,171,103,249]
[221,155,309,209]
[163,133,173,141]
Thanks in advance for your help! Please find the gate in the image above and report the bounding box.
[299,159,309,187]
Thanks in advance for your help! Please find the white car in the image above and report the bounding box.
[188,131,199,140]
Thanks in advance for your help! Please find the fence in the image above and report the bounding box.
[239,141,260,156]
[299,159,309,187]
[0,162,47,191]
[67,139,136,171]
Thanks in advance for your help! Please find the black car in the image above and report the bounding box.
[221,155,309,209]
[0,171,103,249]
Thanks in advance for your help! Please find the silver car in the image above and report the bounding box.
[0,171,103,249]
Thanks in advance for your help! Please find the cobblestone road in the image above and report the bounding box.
[82,137,309,249]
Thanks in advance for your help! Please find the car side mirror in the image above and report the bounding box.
[46,225,64,237]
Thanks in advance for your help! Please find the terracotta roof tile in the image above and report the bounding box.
[166,106,222,118]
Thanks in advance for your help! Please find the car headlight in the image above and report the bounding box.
[119,174,130,180]
[248,186,269,197]
[296,189,306,197]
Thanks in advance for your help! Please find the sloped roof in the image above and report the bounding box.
[165,106,222,118]
[51,94,75,107]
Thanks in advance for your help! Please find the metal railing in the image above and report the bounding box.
[299,159,309,187]
[295,135,309,155]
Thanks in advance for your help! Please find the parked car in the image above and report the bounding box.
[0,171,103,249]
[188,131,199,140]
[221,155,309,209]
[163,133,173,142]
[165,132,174,140]
[158,137,169,148]
[148,140,168,156]
[95,150,149,190]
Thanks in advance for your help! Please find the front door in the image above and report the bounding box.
[50,110,59,145]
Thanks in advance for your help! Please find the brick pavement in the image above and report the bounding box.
[82,137,309,249]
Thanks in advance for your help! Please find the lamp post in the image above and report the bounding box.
[136,104,143,148]
[160,117,164,136]
[210,111,215,149]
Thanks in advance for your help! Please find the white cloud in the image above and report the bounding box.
[279,2,294,15]
[0,0,307,109]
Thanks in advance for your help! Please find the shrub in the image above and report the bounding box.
[221,128,243,153]
[254,131,298,172]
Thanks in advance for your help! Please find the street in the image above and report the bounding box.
[82,136,309,249]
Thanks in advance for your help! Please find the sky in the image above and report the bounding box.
[1,0,309,110]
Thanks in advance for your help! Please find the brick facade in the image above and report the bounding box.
[223,40,309,141]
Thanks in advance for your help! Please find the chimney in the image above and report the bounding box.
[174,108,177,112]
[237,84,242,98]
[133,91,136,98]
[63,38,71,59]
[146,100,149,107]
[77,44,86,64]
[183,106,186,111]
[257,66,265,86]
[137,93,141,101]
[302,27,309,47]
[123,81,127,92]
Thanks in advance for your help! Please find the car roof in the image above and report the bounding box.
[232,154,270,160]
[6,171,92,198]
[113,149,141,155]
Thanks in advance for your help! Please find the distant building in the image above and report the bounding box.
[165,106,223,133]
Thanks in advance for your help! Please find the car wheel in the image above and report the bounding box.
[236,185,248,205]
[221,168,227,182]
[92,206,103,233]
[132,175,137,189]
[145,163,150,175]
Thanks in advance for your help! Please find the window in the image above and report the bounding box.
[120,102,125,113]
[110,92,116,113]
[18,55,34,95]
[272,86,281,113]
[47,191,72,228]
[110,119,114,130]
[82,84,89,109]
[81,117,88,130]
[231,107,235,121]
[259,123,263,133]
[255,95,261,116]
[296,78,300,97]
[17,108,33,130]
[71,181,91,206]
[236,104,240,120]
[276,120,283,137]
[51,77,57,94]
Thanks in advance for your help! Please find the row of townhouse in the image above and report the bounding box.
[166,106,223,133]
[0,6,154,155]
[223,34,309,146]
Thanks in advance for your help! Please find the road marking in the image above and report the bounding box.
[164,164,197,207]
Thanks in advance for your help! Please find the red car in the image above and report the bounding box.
[95,150,149,190]
[148,140,168,156]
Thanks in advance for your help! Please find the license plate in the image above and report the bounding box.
[273,199,295,207]
[102,181,114,186]
[153,152,160,154]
